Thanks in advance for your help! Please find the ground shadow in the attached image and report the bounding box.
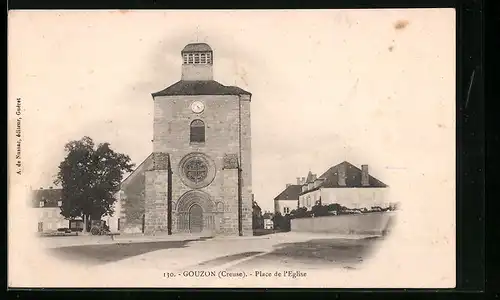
[229,237,383,270]
[48,237,212,265]
[187,251,264,269]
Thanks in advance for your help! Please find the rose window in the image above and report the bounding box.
[183,157,209,183]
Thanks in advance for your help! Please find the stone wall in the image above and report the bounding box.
[290,212,396,235]
[144,153,169,234]
[119,154,153,234]
[239,95,253,236]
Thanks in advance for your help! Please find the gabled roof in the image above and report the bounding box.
[274,184,302,201]
[317,161,388,189]
[151,80,251,97]
[31,188,62,208]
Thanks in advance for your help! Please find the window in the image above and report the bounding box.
[200,53,206,64]
[183,157,209,183]
[38,222,43,232]
[188,54,194,63]
[206,52,212,64]
[283,207,290,214]
[58,200,62,207]
[194,53,200,64]
[190,119,205,143]
[39,200,44,207]
[183,54,188,64]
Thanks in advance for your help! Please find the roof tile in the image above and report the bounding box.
[318,161,388,189]
[152,80,251,97]
[31,188,62,208]
[274,185,302,201]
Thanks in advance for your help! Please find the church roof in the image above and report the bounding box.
[152,80,251,97]
[182,43,212,53]
[318,161,387,189]
[120,153,154,187]
[274,184,302,201]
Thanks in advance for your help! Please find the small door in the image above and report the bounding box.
[189,204,203,233]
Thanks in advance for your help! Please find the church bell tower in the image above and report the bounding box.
[138,42,253,237]
[181,43,214,81]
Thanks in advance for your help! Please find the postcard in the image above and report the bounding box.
[8,9,456,288]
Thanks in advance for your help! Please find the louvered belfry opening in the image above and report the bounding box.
[183,51,213,65]
[190,119,205,143]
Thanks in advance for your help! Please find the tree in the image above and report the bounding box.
[54,136,135,231]
[290,207,308,219]
[311,203,329,217]
[272,212,284,230]
[327,203,343,213]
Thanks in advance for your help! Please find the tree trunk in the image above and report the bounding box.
[85,214,91,232]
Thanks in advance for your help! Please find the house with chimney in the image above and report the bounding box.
[273,182,303,215]
[31,187,68,233]
[31,186,121,233]
[298,161,389,211]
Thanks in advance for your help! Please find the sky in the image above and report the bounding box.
[9,9,455,214]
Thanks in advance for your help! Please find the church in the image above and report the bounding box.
[117,43,253,236]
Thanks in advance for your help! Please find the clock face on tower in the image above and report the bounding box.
[191,101,205,114]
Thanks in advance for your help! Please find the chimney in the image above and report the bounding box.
[296,177,301,185]
[338,163,346,186]
[301,177,306,185]
[361,165,369,186]
[312,174,317,181]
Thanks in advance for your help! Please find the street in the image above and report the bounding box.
[16,232,391,288]
[45,232,384,271]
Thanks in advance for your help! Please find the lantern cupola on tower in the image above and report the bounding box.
[181,43,213,81]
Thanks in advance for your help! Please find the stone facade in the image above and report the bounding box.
[144,152,170,233]
[119,43,253,236]
[119,154,154,233]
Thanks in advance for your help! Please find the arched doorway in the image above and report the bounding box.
[176,190,215,234]
[189,204,203,233]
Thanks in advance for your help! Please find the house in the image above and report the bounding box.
[31,186,121,234]
[262,211,274,230]
[273,183,303,215]
[31,187,67,233]
[298,161,390,211]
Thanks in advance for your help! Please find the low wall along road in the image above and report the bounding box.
[290,212,396,235]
